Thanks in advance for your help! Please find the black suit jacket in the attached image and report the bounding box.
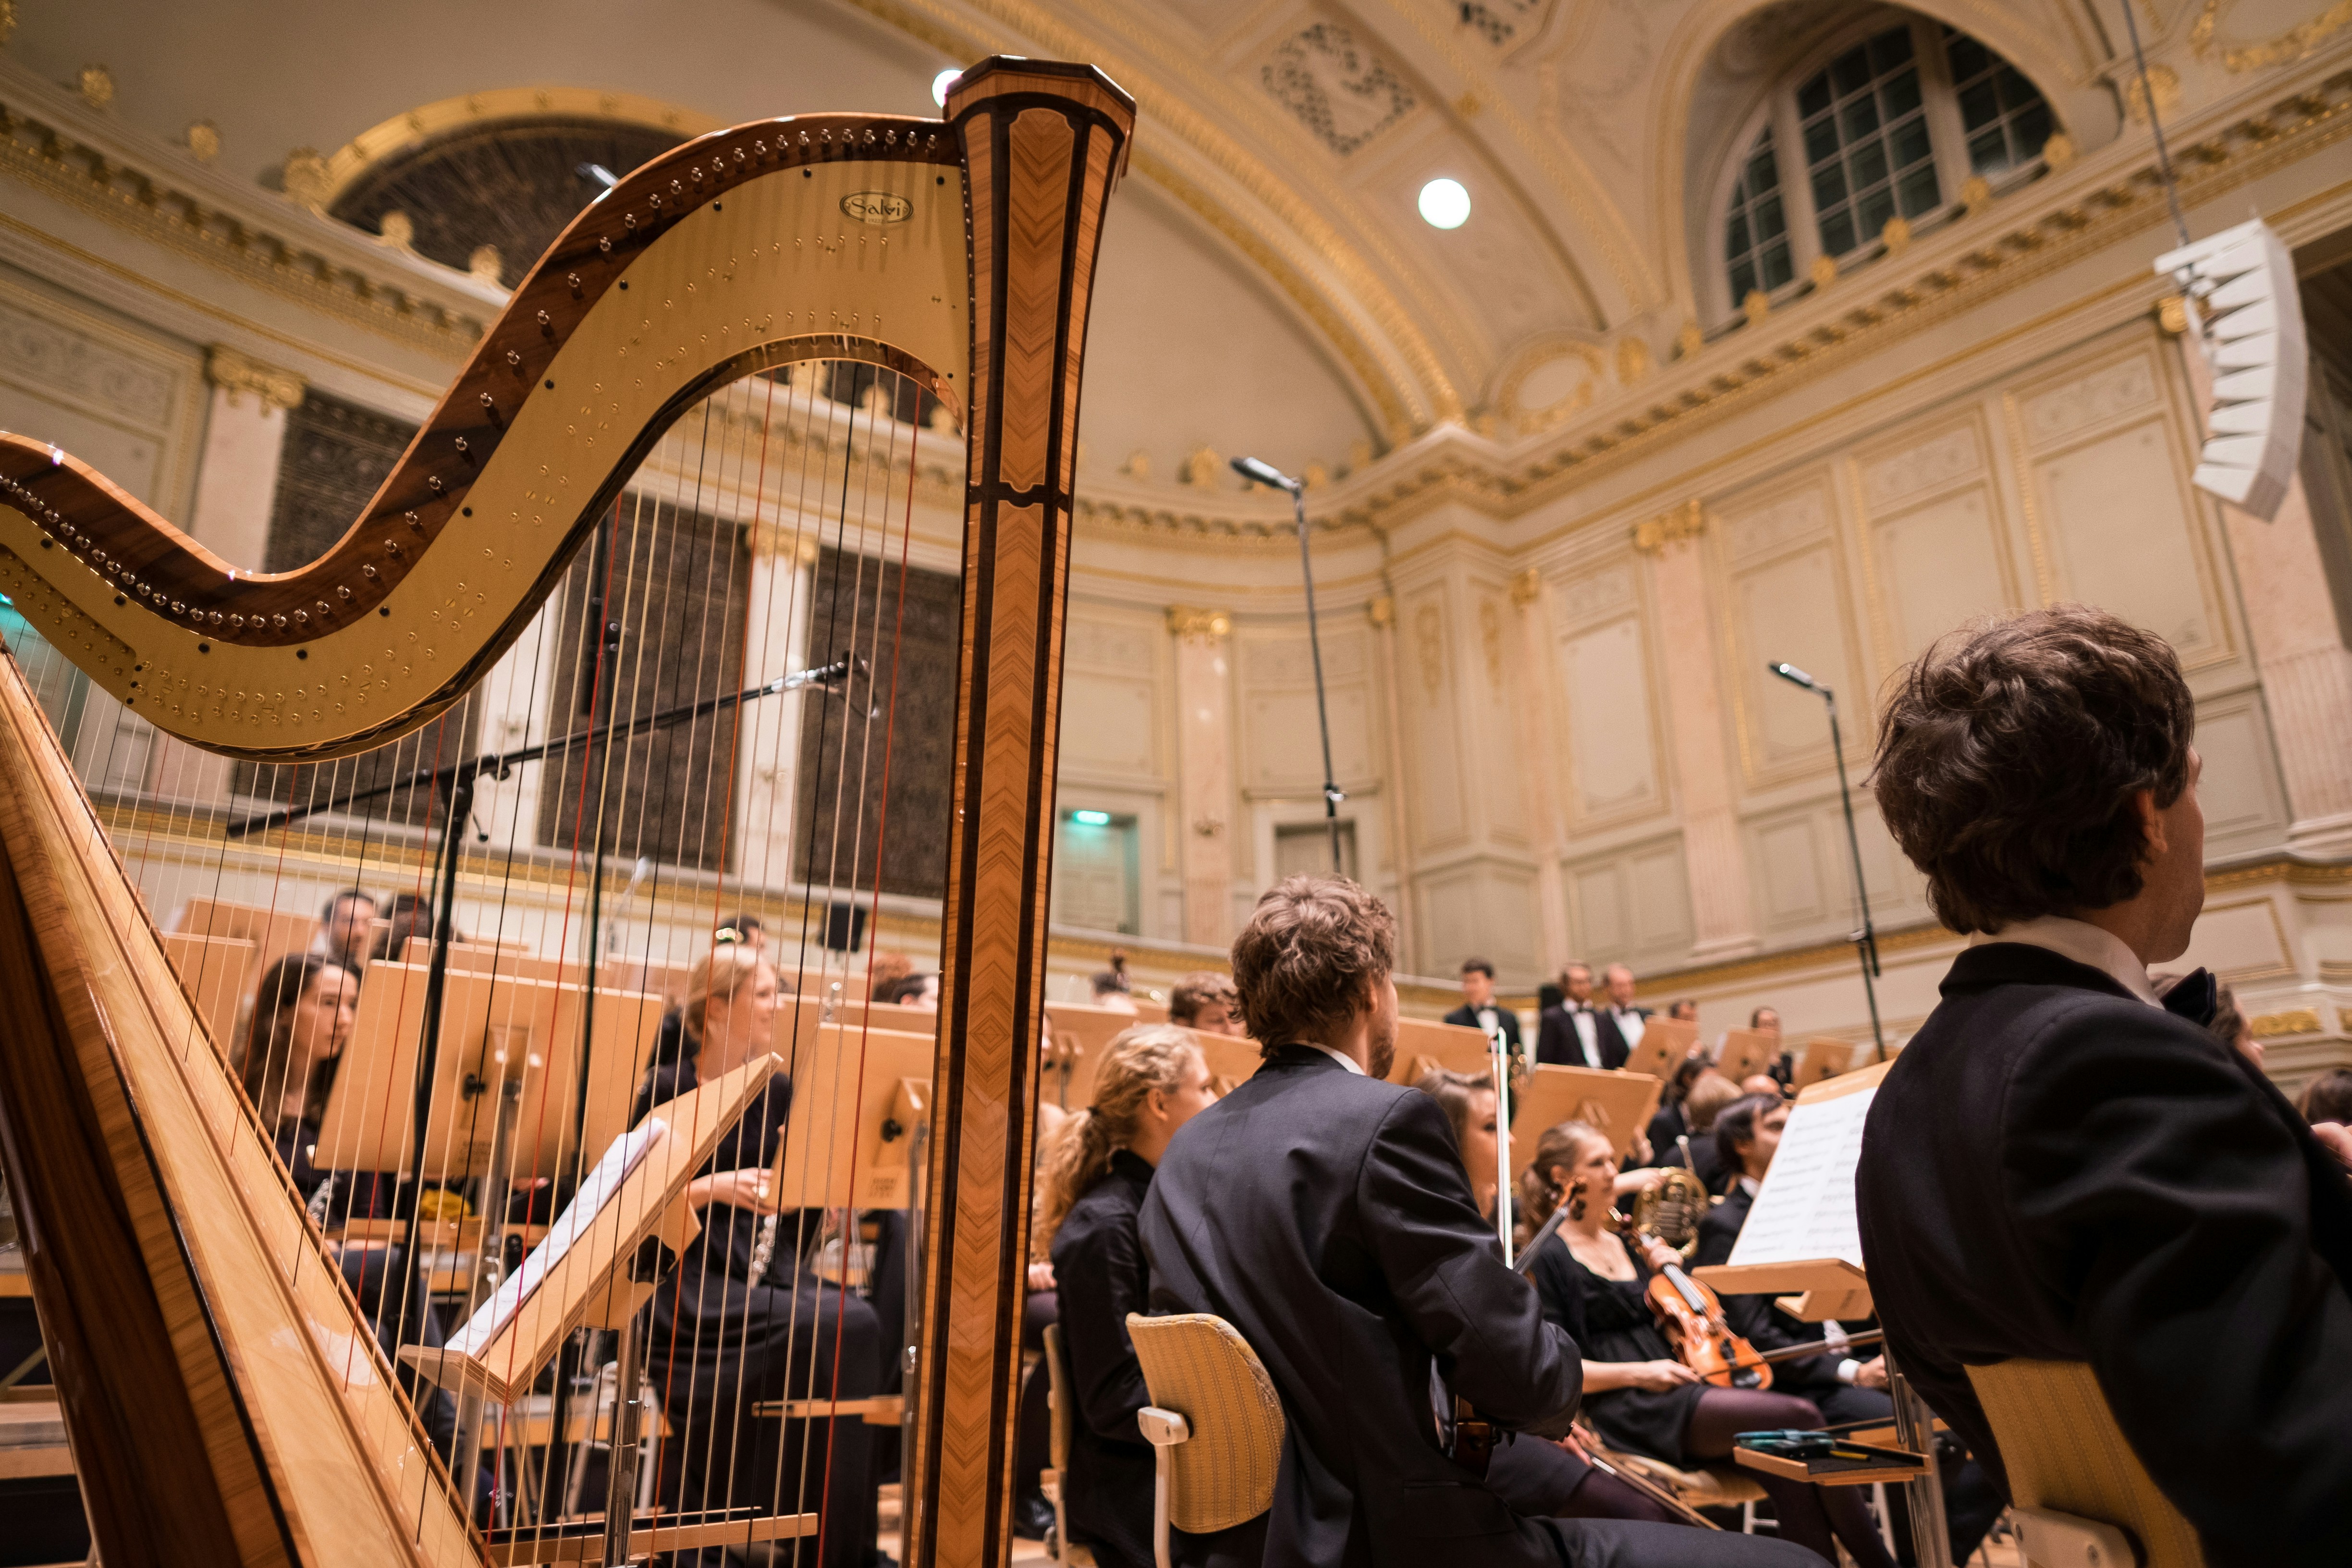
[1139,1047,1580,1568]
[1533,1004,1627,1071]
[1855,943,2352,1568]
[1048,1150,1158,1568]
[1442,1001,1522,1049]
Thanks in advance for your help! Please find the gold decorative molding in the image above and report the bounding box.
[1181,446,1223,489]
[2121,65,2182,123]
[1477,597,1504,686]
[184,119,220,164]
[0,2,16,49]
[1631,498,1705,554]
[1676,318,1703,359]
[2193,0,2352,73]
[2249,1007,2325,1039]
[280,147,330,213]
[1508,566,1541,609]
[1616,337,1650,385]
[1882,214,1913,256]
[375,210,416,252]
[1412,602,1444,696]
[204,346,305,412]
[467,245,503,286]
[748,525,820,564]
[1960,174,1993,214]
[2041,132,2076,172]
[1742,288,1770,327]
[2156,294,2190,334]
[1810,253,1838,288]
[76,64,112,112]
[319,86,723,206]
[1164,604,1232,643]
[1366,594,1395,629]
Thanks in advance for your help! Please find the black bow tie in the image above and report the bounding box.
[2160,968,2217,1028]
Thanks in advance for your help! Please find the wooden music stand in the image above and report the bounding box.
[1042,1001,1151,1109]
[159,931,253,1058]
[770,1022,938,1211]
[1384,1016,1496,1085]
[1188,1030,1265,1096]
[1509,1065,1663,1169]
[402,1056,817,1565]
[1716,1027,1781,1083]
[1791,1037,1852,1090]
[402,935,568,985]
[172,894,315,974]
[600,954,694,1004]
[317,963,666,1196]
[778,994,940,1054]
[1621,1016,1698,1082]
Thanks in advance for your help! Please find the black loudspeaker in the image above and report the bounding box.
[823,901,868,954]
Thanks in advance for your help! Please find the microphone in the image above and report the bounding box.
[1230,455,1302,493]
[1768,662,1820,691]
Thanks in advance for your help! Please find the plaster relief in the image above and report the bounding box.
[1261,23,1418,156]
[2019,355,2158,447]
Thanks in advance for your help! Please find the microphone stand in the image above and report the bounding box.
[1768,664,1886,1062]
[1233,457,1345,874]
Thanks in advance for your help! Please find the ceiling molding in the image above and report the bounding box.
[319,87,724,207]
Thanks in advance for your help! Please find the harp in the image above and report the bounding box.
[0,56,1131,1568]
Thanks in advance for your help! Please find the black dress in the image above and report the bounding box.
[1046,1150,1157,1568]
[1523,1233,1703,1463]
[630,1059,880,1568]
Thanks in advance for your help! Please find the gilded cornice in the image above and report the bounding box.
[0,64,494,358]
[2193,0,2352,73]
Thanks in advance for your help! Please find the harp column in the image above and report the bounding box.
[909,60,1134,1568]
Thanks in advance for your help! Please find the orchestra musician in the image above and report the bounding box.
[1444,958,1523,1058]
[629,944,881,1568]
[1858,605,2352,1567]
[1139,874,1813,1568]
[1412,1068,1688,1529]
[1694,1096,2001,1563]
[1168,971,1246,1036]
[1036,1025,1221,1568]
[1535,963,1627,1070]
[1518,1121,1898,1568]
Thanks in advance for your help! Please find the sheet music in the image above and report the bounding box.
[447,1117,667,1358]
[1725,1085,1875,1269]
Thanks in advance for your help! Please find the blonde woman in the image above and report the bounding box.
[1035,1025,1217,1568]
[627,943,877,1568]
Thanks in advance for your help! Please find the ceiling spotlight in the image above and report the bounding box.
[1418,177,1471,230]
[932,69,961,109]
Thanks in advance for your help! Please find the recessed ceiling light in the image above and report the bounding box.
[932,69,961,108]
[1418,177,1471,230]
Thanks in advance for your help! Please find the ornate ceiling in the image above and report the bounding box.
[9,0,2337,497]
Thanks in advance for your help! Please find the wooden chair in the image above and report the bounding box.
[1967,1360,2205,1568]
[1038,1324,1097,1566]
[1126,1313,1286,1568]
[1585,1433,1772,1532]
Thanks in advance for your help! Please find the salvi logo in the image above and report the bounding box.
[840,191,913,225]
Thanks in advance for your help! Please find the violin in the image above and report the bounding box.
[1564,1176,1776,1390]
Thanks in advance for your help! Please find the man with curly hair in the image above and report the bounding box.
[1857,605,2352,1568]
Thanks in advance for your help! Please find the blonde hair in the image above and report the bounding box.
[684,944,783,1041]
[1683,1069,1743,1133]
[1513,1120,1610,1250]
[1034,1024,1201,1249]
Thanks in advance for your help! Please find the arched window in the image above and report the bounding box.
[1715,15,2058,320]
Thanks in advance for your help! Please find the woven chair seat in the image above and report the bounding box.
[1127,1312,1286,1535]
[1968,1359,2206,1568]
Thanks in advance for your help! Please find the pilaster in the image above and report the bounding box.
[1509,567,1572,978]
[1166,605,1236,947]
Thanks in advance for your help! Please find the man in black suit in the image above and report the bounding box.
[1534,962,1628,1071]
[1856,606,2352,1568]
[1443,956,1522,1062]
[1139,875,1815,1568]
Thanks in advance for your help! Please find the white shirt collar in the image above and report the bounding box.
[1305,1042,1367,1076]
[1738,1175,1760,1198]
[1971,914,2159,1006]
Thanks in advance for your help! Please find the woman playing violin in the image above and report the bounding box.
[1520,1120,1898,1568]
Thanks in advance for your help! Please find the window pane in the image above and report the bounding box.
[1726,212,1751,257]
[1799,71,1832,119]
[1730,258,1756,300]
[1761,241,1793,291]
[1849,138,1888,189]
[1756,192,1785,240]
[1943,28,2058,178]
[1891,117,1933,169]
[1722,125,1789,313]
[1871,25,1914,70]
[1842,95,1881,140]
[1859,185,1895,236]
[1813,162,1848,208]
[1898,165,1940,217]
[1885,67,1923,119]
[1958,78,1998,129]
[1821,209,1856,256]
[1832,45,1871,97]
[1804,114,1840,165]
[1750,145,1780,187]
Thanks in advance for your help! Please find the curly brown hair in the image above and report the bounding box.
[1230,875,1396,1058]
[1870,605,2194,935]
[1168,970,1238,1027]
